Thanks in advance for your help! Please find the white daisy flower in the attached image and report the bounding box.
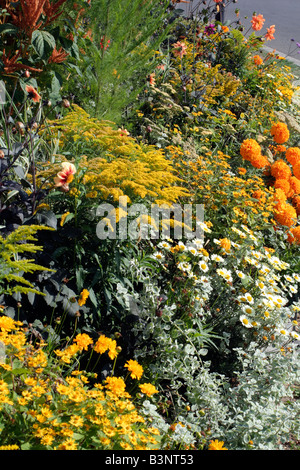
[216,268,232,282]
[236,270,246,279]
[199,261,209,272]
[242,305,254,315]
[158,241,171,250]
[211,254,224,262]
[178,261,191,272]
[290,331,300,340]
[153,252,164,261]
[289,285,298,294]
[276,327,289,336]
[240,315,253,328]
[188,246,198,256]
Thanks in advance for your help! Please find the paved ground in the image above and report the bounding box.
[176,0,300,64]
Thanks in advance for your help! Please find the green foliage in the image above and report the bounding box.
[0,225,54,295]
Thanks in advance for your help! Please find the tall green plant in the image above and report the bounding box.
[76,0,171,123]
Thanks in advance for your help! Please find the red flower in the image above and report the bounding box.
[25,85,41,103]
[54,162,76,192]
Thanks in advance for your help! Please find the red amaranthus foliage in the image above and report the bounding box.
[48,46,69,64]
[2,49,43,74]
[1,0,68,38]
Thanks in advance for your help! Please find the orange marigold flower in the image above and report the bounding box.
[252,189,263,199]
[249,154,270,169]
[270,122,289,144]
[270,159,291,179]
[289,176,300,195]
[287,225,300,244]
[240,139,261,161]
[286,147,300,166]
[251,14,265,31]
[54,162,76,191]
[292,195,300,215]
[273,188,287,203]
[275,202,297,227]
[292,162,300,179]
[253,55,263,65]
[25,85,41,103]
[274,178,291,196]
[238,167,247,175]
[265,25,275,41]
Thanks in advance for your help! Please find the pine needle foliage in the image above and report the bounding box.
[77,0,171,122]
[0,225,55,296]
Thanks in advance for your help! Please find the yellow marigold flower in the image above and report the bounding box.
[219,238,231,252]
[208,439,228,450]
[124,359,144,380]
[139,383,159,397]
[78,289,89,306]
[73,333,93,351]
[0,444,19,450]
[60,211,70,226]
[69,415,84,427]
[94,335,118,360]
[286,147,300,166]
[0,316,20,332]
[270,122,290,144]
[58,438,78,450]
[105,376,126,397]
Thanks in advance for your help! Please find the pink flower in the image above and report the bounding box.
[54,162,76,192]
[265,25,275,41]
[173,41,187,59]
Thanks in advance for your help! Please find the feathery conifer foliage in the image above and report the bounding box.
[75,0,171,122]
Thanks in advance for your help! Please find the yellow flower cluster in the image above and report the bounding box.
[0,317,160,450]
[166,145,275,229]
[40,105,189,205]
